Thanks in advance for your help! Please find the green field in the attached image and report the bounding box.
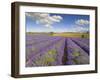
[26,32,89,38]
[52,32,89,38]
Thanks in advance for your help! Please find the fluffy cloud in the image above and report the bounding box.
[26,12,63,28]
[75,19,89,26]
[67,26,89,32]
[75,26,89,32]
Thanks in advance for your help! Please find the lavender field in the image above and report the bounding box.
[26,33,89,67]
[25,12,90,67]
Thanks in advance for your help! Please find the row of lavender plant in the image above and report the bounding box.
[71,38,89,47]
[26,34,59,45]
[68,37,89,44]
[65,38,89,65]
[26,36,62,61]
[26,36,66,67]
[71,38,89,55]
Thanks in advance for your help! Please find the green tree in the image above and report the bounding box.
[50,32,54,35]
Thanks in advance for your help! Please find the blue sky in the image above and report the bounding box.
[25,12,89,33]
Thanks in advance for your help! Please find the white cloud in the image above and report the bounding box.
[26,12,63,28]
[71,26,89,32]
[75,19,89,26]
